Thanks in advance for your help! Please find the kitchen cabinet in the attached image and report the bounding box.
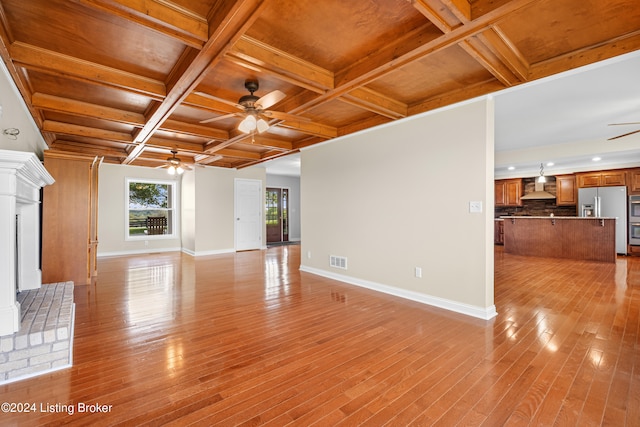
[629,169,640,194]
[577,170,626,188]
[555,174,577,205]
[494,220,504,245]
[495,179,523,206]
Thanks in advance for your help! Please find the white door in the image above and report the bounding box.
[235,179,263,251]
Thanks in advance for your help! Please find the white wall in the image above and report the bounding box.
[300,98,496,319]
[266,174,301,241]
[185,165,266,256]
[98,162,266,257]
[0,61,47,157]
[97,163,182,256]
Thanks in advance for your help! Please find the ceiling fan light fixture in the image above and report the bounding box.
[167,165,176,175]
[256,118,269,133]
[238,115,257,133]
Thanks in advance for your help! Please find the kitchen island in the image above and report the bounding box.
[502,216,616,263]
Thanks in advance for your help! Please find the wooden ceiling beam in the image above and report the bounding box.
[42,120,133,143]
[144,136,206,153]
[338,115,393,137]
[49,140,129,158]
[408,78,505,115]
[442,0,471,23]
[409,0,461,32]
[341,87,408,120]
[459,36,521,86]
[275,120,338,139]
[124,0,267,164]
[411,0,525,87]
[249,135,293,151]
[475,25,529,81]
[32,92,230,146]
[134,150,195,163]
[215,148,261,160]
[184,92,241,115]
[194,153,223,164]
[528,29,640,82]
[31,93,146,125]
[333,0,537,94]
[160,119,229,140]
[77,0,208,49]
[227,35,334,93]
[10,42,167,98]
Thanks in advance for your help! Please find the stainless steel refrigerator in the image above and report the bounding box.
[578,185,627,254]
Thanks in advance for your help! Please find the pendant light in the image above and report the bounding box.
[537,163,546,183]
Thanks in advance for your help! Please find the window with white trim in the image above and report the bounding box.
[126,179,177,238]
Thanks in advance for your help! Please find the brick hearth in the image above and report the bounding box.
[0,282,75,384]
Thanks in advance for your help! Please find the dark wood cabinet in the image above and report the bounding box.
[495,179,523,206]
[629,169,640,194]
[495,181,506,206]
[577,171,626,188]
[494,220,504,245]
[555,174,577,205]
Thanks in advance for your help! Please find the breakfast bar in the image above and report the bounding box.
[502,216,616,263]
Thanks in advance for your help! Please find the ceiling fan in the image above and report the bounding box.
[199,79,290,134]
[608,121,640,140]
[159,150,192,175]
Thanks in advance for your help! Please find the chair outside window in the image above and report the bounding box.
[146,216,167,235]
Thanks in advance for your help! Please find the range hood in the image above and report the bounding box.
[520,181,556,200]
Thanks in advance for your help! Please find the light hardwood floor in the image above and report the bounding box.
[1,245,639,426]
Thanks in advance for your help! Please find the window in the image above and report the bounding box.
[126,179,177,238]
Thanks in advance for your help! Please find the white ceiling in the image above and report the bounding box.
[265,51,640,179]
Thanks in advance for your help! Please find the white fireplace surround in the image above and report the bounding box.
[0,149,54,337]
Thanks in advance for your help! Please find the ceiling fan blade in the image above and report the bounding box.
[608,128,640,141]
[263,110,312,122]
[199,112,240,124]
[255,90,286,110]
[193,91,242,108]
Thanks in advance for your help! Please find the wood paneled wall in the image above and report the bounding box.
[42,154,100,285]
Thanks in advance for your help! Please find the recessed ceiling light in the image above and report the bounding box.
[546,162,554,167]
[508,166,515,170]
[592,157,601,162]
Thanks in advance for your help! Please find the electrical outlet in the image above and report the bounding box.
[469,201,483,213]
[307,251,312,259]
[415,267,422,278]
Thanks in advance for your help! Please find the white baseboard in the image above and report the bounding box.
[299,265,497,321]
[181,248,235,257]
[97,247,183,257]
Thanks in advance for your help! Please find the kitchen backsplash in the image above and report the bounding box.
[495,177,578,217]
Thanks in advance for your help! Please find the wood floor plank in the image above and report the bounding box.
[1,245,639,425]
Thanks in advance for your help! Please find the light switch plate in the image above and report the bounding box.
[469,201,482,213]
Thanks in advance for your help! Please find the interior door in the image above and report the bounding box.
[235,179,262,251]
[266,188,282,243]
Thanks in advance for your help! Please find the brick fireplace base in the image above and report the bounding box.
[0,282,75,384]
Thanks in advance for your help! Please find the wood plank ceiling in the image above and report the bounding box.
[1,0,639,170]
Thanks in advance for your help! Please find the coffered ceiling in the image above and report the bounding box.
[0,0,639,171]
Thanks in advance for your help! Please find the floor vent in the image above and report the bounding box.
[330,255,347,270]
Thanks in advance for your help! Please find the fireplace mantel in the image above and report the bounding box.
[0,149,54,336]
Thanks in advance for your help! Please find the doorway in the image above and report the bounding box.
[266,187,289,244]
